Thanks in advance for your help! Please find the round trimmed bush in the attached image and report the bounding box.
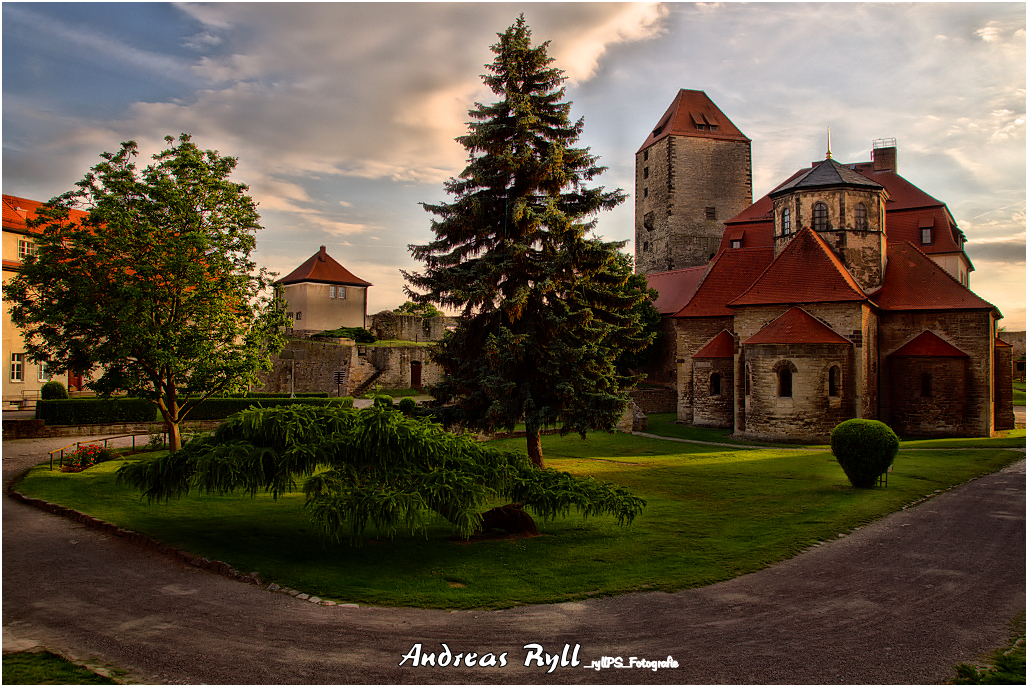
[40,381,69,400]
[830,419,899,488]
[373,394,395,409]
[398,397,417,415]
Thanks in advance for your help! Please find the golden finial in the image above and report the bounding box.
[826,127,833,160]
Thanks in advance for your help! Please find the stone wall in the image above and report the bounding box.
[994,344,1015,430]
[629,385,677,413]
[999,330,1025,382]
[674,318,733,422]
[691,356,734,427]
[887,356,970,437]
[369,311,458,342]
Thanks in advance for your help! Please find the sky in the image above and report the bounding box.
[3,2,1025,328]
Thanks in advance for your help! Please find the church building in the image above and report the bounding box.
[638,90,1014,440]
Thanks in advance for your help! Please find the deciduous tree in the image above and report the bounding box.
[4,134,288,450]
[404,17,653,468]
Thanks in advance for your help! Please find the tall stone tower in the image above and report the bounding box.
[635,90,752,274]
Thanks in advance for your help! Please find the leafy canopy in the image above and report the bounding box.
[403,17,653,467]
[3,134,288,450]
[394,301,443,318]
[117,404,646,543]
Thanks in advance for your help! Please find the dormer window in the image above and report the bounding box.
[921,227,933,245]
[813,202,829,231]
[730,239,742,249]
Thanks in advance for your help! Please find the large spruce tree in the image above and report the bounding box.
[404,16,653,468]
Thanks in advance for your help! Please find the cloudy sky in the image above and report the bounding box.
[3,2,1025,328]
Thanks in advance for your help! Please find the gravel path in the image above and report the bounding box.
[2,435,1024,684]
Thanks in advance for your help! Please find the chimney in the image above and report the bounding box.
[872,138,897,172]
[318,245,327,261]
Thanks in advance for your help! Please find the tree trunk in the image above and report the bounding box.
[166,420,183,452]
[526,428,544,469]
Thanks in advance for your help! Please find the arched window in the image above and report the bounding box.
[782,207,791,235]
[828,366,841,397]
[921,373,933,398]
[854,203,868,231]
[709,372,721,397]
[813,202,829,231]
[778,367,793,397]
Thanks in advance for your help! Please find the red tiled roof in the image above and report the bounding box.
[645,265,707,315]
[638,89,749,152]
[874,241,996,314]
[673,247,774,318]
[3,194,89,234]
[274,246,371,287]
[693,330,736,358]
[730,228,868,307]
[889,330,968,358]
[995,338,1013,348]
[744,307,851,345]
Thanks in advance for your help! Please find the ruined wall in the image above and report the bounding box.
[369,311,458,342]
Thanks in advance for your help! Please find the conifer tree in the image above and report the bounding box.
[404,16,653,468]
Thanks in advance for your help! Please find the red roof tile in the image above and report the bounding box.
[889,330,968,357]
[744,307,851,345]
[3,194,89,234]
[730,228,867,307]
[638,89,749,152]
[645,265,707,315]
[693,330,736,358]
[274,246,371,287]
[874,241,996,314]
[674,247,774,318]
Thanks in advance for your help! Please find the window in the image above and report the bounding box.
[828,365,840,397]
[709,372,722,397]
[778,367,793,397]
[38,360,50,382]
[10,353,24,382]
[295,312,302,321]
[337,286,345,300]
[643,188,648,198]
[643,167,649,180]
[329,286,335,298]
[730,239,742,249]
[705,207,717,221]
[920,373,932,398]
[286,312,294,319]
[921,227,933,245]
[18,240,35,259]
[854,203,868,231]
[643,150,649,161]
[642,241,650,252]
[782,207,791,235]
[813,202,829,231]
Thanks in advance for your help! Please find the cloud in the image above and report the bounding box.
[965,233,1028,265]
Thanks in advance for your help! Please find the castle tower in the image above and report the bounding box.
[635,90,752,274]
[768,155,889,292]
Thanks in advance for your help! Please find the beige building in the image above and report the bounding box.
[2,195,94,406]
[274,246,372,335]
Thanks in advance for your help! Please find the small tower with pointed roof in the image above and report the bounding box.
[635,89,752,274]
[769,154,888,292]
[274,246,372,333]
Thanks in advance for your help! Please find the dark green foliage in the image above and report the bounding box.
[830,419,900,488]
[40,380,69,400]
[403,17,653,468]
[395,301,443,318]
[373,394,395,409]
[2,651,117,685]
[313,326,377,343]
[398,397,418,415]
[116,404,645,543]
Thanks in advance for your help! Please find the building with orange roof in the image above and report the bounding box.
[637,93,1012,439]
[3,194,92,405]
[273,245,372,335]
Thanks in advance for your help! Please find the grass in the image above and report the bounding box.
[953,614,1026,684]
[13,426,1023,610]
[1014,382,1025,406]
[2,651,118,685]
[359,387,423,399]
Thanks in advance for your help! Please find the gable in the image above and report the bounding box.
[744,307,851,345]
[730,228,867,307]
[889,330,969,358]
[693,330,736,358]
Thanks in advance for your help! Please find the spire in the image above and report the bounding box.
[826,126,833,160]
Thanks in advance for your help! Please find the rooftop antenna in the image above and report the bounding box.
[826,126,833,160]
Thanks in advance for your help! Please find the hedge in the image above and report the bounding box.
[36,396,353,425]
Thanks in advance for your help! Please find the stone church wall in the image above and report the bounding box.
[887,356,969,437]
[674,317,733,422]
[691,357,734,427]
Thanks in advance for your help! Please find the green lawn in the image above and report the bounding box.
[14,426,1023,610]
[2,651,117,685]
[1014,382,1025,406]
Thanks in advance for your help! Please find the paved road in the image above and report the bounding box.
[3,436,1024,684]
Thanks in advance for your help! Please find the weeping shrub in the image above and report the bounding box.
[830,419,899,488]
[117,404,645,543]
